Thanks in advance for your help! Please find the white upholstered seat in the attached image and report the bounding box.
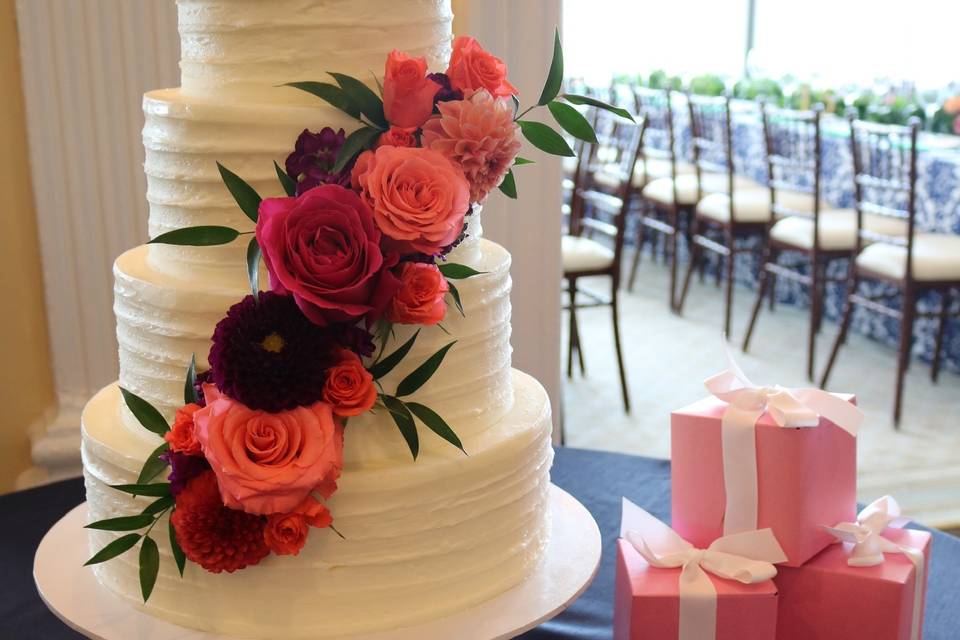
[641,173,763,206]
[856,234,960,281]
[562,235,615,273]
[591,158,696,191]
[695,188,775,223]
[769,209,912,251]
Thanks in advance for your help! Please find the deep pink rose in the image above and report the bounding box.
[383,50,442,129]
[194,384,344,516]
[256,184,401,326]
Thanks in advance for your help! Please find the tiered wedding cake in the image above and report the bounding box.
[81,0,554,637]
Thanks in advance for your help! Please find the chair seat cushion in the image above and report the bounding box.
[642,173,762,206]
[562,235,615,273]
[856,233,960,281]
[696,188,774,223]
[770,209,912,251]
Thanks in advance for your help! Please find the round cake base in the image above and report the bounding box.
[35,484,601,640]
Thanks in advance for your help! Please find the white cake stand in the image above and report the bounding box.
[34,484,601,640]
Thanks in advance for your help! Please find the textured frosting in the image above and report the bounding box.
[83,372,552,638]
[114,235,513,465]
[177,0,453,101]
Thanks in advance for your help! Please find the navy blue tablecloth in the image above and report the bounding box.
[3,447,959,639]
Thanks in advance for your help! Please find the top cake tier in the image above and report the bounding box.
[177,0,454,100]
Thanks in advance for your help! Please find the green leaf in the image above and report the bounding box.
[537,28,564,106]
[332,126,381,174]
[517,120,575,157]
[216,162,262,224]
[139,536,160,602]
[84,533,141,566]
[329,72,387,128]
[274,160,297,197]
[448,281,464,316]
[368,329,420,380]
[514,157,535,166]
[120,388,169,436]
[111,482,172,498]
[141,495,175,517]
[246,236,261,301]
[382,395,418,460]
[85,514,155,532]
[396,341,457,397]
[284,81,360,119]
[498,169,517,199]
[438,263,485,279]
[561,93,635,122]
[169,518,186,577]
[407,402,465,454]
[548,100,598,143]
[136,442,170,485]
[184,354,197,405]
[148,226,240,246]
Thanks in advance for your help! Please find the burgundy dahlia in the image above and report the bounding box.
[160,449,210,496]
[208,292,336,412]
[330,324,376,358]
[285,127,352,195]
[192,369,214,407]
[428,72,463,105]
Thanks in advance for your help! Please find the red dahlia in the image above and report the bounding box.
[171,471,270,573]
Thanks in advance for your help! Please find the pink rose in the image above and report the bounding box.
[377,125,418,149]
[386,262,449,325]
[446,36,518,98]
[322,349,378,417]
[422,89,522,202]
[954,115,960,136]
[263,513,309,556]
[256,184,401,326]
[383,50,442,129]
[194,384,344,515]
[350,146,470,255]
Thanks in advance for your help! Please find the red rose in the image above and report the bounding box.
[383,50,442,129]
[322,349,377,417]
[386,262,449,325]
[256,184,401,326]
[164,403,202,455]
[264,513,310,556]
[446,36,518,98]
[377,125,418,149]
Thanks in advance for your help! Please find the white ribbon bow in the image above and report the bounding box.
[621,498,787,640]
[705,342,864,535]
[824,496,925,640]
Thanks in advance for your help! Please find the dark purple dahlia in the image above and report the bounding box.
[208,292,336,412]
[428,73,463,105]
[330,324,376,358]
[285,127,352,195]
[160,450,210,496]
[192,369,215,408]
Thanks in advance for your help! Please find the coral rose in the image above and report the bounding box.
[193,384,344,516]
[264,513,310,556]
[944,96,960,115]
[293,492,334,528]
[377,125,418,149]
[256,184,401,326]
[322,349,377,417]
[383,50,442,129]
[446,36,518,98]
[164,403,202,456]
[421,89,523,202]
[386,262,449,325]
[350,146,470,255]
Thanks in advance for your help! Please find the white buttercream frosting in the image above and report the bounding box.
[177,0,453,101]
[83,372,552,638]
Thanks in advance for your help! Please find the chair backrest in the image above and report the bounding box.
[848,116,919,272]
[761,104,826,244]
[687,93,735,201]
[634,87,680,181]
[571,112,647,282]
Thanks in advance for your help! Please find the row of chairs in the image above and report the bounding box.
[561,88,960,425]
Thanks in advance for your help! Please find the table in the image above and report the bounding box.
[4,447,959,639]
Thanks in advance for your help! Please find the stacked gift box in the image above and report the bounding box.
[615,356,931,640]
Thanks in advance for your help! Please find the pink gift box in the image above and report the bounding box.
[671,395,857,567]
[614,539,778,640]
[775,528,931,640]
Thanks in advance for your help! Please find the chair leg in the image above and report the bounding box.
[669,215,679,311]
[893,290,916,428]
[676,220,702,316]
[628,210,646,293]
[742,248,773,353]
[820,274,859,389]
[767,250,778,312]
[566,280,577,379]
[723,232,736,339]
[807,258,822,382]
[931,289,951,383]
[610,288,631,413]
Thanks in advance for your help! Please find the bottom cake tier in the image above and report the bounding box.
[81,369,553,639]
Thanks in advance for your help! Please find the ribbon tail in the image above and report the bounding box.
[721,406,763,535]
[678,562,718,640]
[899,545,925,640]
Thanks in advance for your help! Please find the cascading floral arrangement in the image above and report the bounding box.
[84,31,631,602]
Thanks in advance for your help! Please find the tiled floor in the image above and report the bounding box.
[561,252,960,529]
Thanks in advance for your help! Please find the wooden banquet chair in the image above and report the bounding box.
[562,110,646,413]
[820,117,960,426]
